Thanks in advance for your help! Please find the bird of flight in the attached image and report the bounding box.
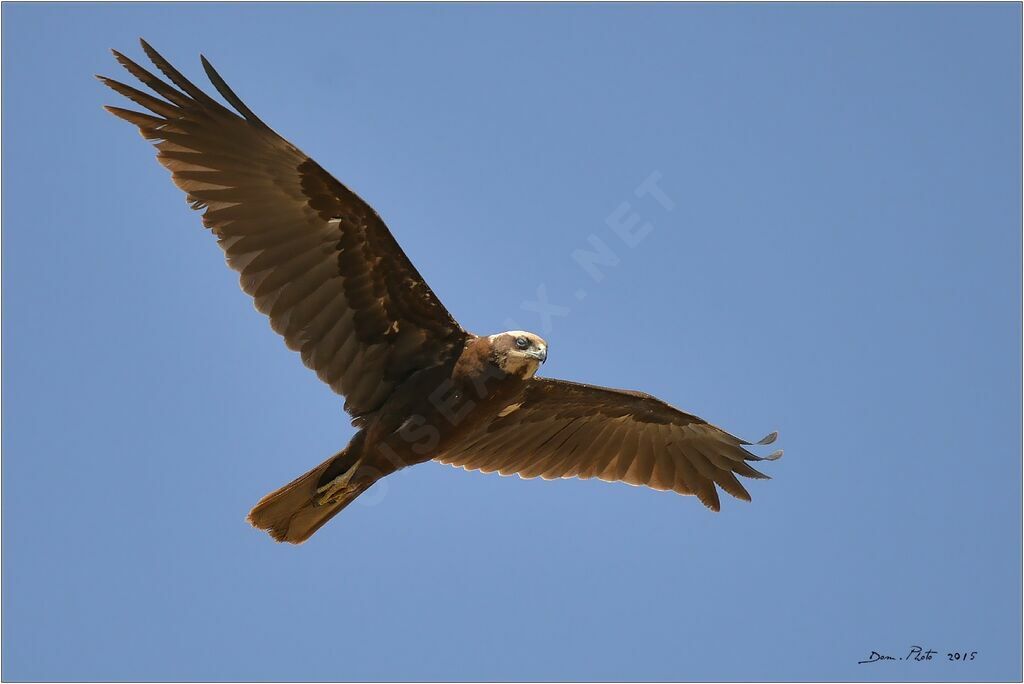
[100,41,782,544]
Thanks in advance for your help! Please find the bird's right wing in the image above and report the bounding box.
[100,41,467,420]
[435,378,781,510]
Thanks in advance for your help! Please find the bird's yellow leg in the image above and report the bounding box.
[314,458,361,506]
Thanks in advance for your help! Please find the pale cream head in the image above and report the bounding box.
[487,330,548,379]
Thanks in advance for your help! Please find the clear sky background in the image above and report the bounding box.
[2,3,1021,681]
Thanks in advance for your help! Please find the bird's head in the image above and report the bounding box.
[487,330,548,379]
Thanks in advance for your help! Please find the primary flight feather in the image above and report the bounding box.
[101,40,782,544]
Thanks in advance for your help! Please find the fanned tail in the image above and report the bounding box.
[248,435,372,544]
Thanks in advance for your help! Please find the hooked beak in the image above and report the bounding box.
[526,347,548,363]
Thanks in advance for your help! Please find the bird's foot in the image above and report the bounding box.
[314,462,359,506]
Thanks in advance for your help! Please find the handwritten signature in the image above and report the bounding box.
[858,646,978,664]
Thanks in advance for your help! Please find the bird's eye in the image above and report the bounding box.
[515,336,529,349]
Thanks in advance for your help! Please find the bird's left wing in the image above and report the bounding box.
[435,378,781,510]
[99,41,467,420]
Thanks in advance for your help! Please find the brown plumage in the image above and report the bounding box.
[101,41,782,544]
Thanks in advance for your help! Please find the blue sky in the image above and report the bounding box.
[2,3,1021,681]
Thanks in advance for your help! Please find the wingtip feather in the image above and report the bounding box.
[199,53,270,128]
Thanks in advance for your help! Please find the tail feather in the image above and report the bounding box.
[248,446,367,544]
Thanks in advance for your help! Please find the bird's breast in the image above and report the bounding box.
[363,360,527,469]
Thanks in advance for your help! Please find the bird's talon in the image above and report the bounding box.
[314,467,357,506]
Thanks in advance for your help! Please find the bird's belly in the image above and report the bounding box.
[363,370,526,470]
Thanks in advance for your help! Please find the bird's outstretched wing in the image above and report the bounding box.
[435,378,781,509]
[100,41,467,420]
